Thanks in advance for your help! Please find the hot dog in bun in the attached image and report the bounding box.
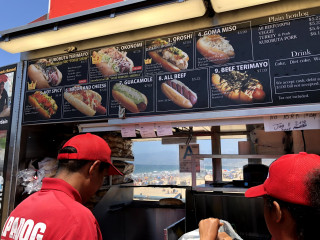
[28,59,62,89]
[148,38,189,72]
[64,86,106,116]
[161,79,197,108]
[197,35,235,64]
[112,83,148,113]
[212,71,265,103]
[92,47,134,77]
[28,91,58,119]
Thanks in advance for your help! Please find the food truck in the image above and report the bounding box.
[1,0,320,239]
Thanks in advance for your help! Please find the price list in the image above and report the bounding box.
[309,15,320,37]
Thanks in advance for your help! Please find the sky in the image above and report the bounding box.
[0,0,49,67]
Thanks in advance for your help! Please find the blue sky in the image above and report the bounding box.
[0,0,49,67]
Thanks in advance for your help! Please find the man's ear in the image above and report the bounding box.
[88,160,101,176]
[272,201,282,223]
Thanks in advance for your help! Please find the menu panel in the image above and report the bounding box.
[195,21,253,68]
[89,41,144,82]
[108,76,155,116]
[144,32,195,74]
[22,7,320,124]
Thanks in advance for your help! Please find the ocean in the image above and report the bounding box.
[132,164,243,174]
[133,164,179,174]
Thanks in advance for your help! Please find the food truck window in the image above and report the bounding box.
[131,136,212,201]
[221,135,248,181]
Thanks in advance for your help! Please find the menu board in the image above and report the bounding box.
[22,7,320,124]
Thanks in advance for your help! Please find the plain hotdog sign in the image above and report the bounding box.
[1,217,46,240]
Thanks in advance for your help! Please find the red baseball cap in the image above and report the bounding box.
[245,152,320,206]
[57,133,123,175]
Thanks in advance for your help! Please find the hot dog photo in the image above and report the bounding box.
[195,23,253,68]
[157,69,209,112]
[90,42,144,81]
[64,85,106,117]
[92,47,134,77]
[211,71,266,103]
[161,80,197,109]
[112,83,148,113]
[27,59,62,89]
[148,38,189,72]
[197,34,235,65]
[209,61,271,107]
[145,33,194,74]
[109,77,154,116]
[27,91,59,119]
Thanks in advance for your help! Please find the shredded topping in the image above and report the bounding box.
[33,91,58,116]
[151,39,189,70]
[35,60,60,86]
[202,35,234,54]
[69,88,100,110]
[218,71,262,97]
[98,47,133,73]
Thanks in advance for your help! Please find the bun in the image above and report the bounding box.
[148,38,189,72]
[92,51,117,77]
[112,83,147,113]
[212,71,265,103]
[28,59,62,89]
[197,35,235,64]
[161,79,197,108]
[93,48,134,77]
[64,92,95,116]
[148,52,181,72]
[28,95,51,119]
[64,88,105,116]
[112,90,140,113]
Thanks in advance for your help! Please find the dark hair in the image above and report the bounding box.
[57,146,109,173]
[307,168,320,208]
[264,168,320,240]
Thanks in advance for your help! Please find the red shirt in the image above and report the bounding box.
[1,178,103,240]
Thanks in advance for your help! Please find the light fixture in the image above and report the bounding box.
[210,0,280,13]
[0,0,206,53]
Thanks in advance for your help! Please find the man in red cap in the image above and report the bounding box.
[198,152,320,240]
[1,133,123,240]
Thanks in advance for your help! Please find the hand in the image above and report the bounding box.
[217,232,232,240]
[199,218,222,240]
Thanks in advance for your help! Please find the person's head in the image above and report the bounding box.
[245,152,320,240]
[56,133,123,202]
[0,82,4,90]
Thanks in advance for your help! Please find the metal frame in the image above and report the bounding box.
[0,0,192,41]
[1,62,26,228]
[78,104,320,132]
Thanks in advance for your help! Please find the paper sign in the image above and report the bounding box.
[121,125,136,137]
[156,123,173,136]
[179,144,200,173]
[264,113,320,132]
[139,124,156,138]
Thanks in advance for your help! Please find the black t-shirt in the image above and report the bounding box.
[0,89,8,113]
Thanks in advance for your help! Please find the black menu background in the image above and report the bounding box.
[22,7,320,124]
